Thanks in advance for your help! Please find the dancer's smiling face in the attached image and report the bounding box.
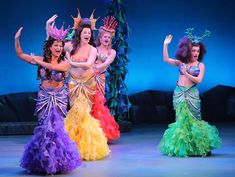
[80,27,91,44]
[100,32,112,47]
[50,40,63,58]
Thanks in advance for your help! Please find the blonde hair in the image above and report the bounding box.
[96,26,115,47]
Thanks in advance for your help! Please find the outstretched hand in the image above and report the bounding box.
[65,51,73,63]
[46,14,58,26]
[15,27,23,40]
[164,35,173,45]
[30,53,40,65]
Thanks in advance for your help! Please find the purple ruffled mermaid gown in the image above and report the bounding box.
[20,71,81,174]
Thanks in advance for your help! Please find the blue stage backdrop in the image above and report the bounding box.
[0,0,234,95]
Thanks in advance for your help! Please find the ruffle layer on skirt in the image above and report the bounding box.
[20,107,81,174]
[65,94,110,161]
[91,89,120,142]
[159,101,221,157]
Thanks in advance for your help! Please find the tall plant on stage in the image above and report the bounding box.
[105,0,131,122]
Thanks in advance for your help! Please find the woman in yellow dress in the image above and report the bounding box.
[47,12,110,161]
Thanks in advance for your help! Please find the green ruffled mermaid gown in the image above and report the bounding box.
[159,85,221,157]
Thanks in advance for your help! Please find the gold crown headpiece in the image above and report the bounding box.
[72,9,99,30]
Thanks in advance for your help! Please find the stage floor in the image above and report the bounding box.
[0,122,234,177]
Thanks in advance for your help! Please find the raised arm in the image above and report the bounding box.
[45,14,58,39]
[95,49,116,72]
[69,46,97,69]
[163,35,181,66]
[15,27,41,65]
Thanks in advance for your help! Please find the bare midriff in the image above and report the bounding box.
[177,75,195,87]
[70,67,94,80]
[41,80,63,88]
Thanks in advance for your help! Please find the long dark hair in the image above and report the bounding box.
[70,20,96,55]
[175,36,206,63]
[37,36,66,80]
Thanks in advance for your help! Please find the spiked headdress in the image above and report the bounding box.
[48,23,70,41]
[99,16,118,36]
[72,9,99,30]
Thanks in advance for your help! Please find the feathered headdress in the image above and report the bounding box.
[48,23,70,41]
[99,16,118,35]
[185,28,211,43]
[72,9,99,30]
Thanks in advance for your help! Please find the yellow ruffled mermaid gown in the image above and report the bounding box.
[64,74,110,161]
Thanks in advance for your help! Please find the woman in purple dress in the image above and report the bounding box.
[14,23,81,174]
